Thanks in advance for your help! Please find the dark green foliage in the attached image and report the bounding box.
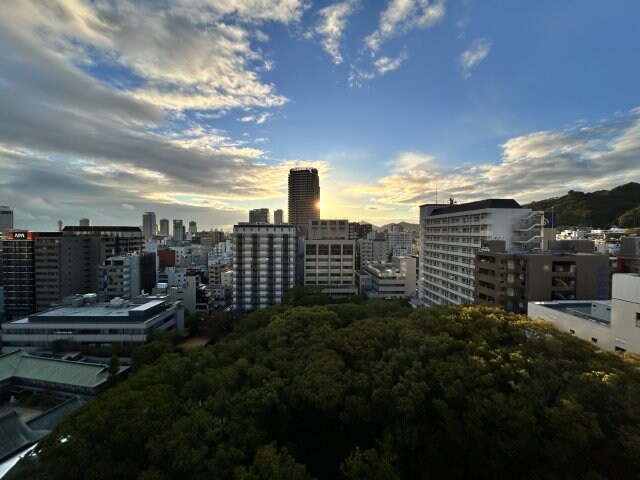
[10,304,640,480]
[525,182,640,227]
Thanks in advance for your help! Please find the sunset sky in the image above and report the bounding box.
[1,0,639,231]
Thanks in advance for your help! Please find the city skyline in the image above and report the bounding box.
[1,1,639,231]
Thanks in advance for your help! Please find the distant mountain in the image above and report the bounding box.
[524,182,640,228]
[374,221,420,233]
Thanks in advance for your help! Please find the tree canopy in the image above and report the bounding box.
[10,302,640,480]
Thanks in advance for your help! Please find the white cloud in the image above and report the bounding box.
[348,108,640,207]
[238,112,271,124]
[459,38,492,78]
[365,0,446,53]
[374,51,408,74]
[315,0,359,64]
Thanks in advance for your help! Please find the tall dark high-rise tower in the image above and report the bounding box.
[288,167,320,227]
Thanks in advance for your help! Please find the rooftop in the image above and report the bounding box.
[530,300,612,326]
[426,199,522,216]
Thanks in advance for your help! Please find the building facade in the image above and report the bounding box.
[288,167,320,227]
[274,209,284,224]
[419,199,543,306]
[249,208,270,224]
[475,240,610,313]
[173,220,185,242]
[142,212,156,240]
[348,222,373,240]
[356,256,416,299]
[232,224,296,311]
[304,220,356,297]
[386,226,412,257]
[159,218,170,236]
[357,232,388,268]
[528,273,640,354]
[0,206,13,234]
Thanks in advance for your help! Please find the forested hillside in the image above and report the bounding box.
[10,302,640,480]
[525,182,640,227]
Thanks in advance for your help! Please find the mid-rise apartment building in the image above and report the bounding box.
[357,232,388,268]
[249,208,270,224]
[232,223,296,311]
[419,199,543,306]
[386,226,412,257]
[348,222,373,240]
[304,219,356,297]
[475,240,610,313]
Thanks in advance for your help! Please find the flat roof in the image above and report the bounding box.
[426,199,521,216]
[530,300,611,325]
[29,300,164,319]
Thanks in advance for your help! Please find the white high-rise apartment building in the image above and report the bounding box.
[142,212,156,240]
[386,226,412,257]
[232,224,296,311]
[419,199,543,306]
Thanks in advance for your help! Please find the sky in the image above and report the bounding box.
[0,0,639,232]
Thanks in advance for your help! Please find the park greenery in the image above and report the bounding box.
[9,301,640,479]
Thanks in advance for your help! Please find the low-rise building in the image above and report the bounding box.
[528,273,640,354]
[1,294,184,354]
[356,256,416,299]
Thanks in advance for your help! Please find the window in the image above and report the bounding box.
[636,313,640,328]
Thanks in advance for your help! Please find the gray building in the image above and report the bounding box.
[0,206,13,234]
[274,209,284,224]
[475,239,610,313]
[249,208,270,224]
[173,219,185,242]
[1,294,184,354]
[79,218,91,227]
[159,218,170,236]
[142,212,156,240]
[188,220,197,235]
[288,167,320,227]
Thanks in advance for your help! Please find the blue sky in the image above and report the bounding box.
[0,0,639,231]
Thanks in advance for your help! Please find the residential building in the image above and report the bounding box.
[98,255,141,300]
[419,199,543,306]
[528,273,640,354]
[356,256,417,299]
[288,167,320,227]
[304,219,356,297]
[159,218,170,236]
[142,212,156,240]
[173,219,185,242]
[386,225,412,257]
[232,223,296,311]
[274,209,284,224]
[357,231,388,268]
[249,208,270,224]
[1,293,184,354]
[0,206,13,234]
[617,236,640,274]
[208,258,232,285]
[188,221,197,235]
[475,239,610,313]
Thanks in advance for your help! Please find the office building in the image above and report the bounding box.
[288,167,320,227]
[188,221,197,235]
[304,220,356,297]
[617,236,640,274]
[355,256,417,299]
[419,199,543,306]
[475,240,610,313]
[142,212,156,240]
[274,209,284,224]
[79,218,91,227]
[232,224,296,311]
[159,218,170,236]
[1,294,184,354]
[173,219,185,242]
[348,221,373,240]
[529,273,640,354]
[0,206,13,234]
[249,208,270,224]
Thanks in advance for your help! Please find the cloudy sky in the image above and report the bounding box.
[1,0,639,231]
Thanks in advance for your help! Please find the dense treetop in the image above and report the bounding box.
[10,302,640,480]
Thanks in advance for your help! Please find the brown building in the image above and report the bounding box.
[475,240,610,313]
